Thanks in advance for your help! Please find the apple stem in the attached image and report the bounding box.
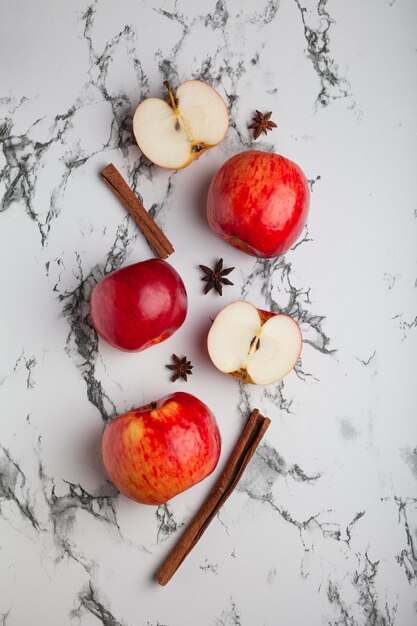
[163,80,179,117]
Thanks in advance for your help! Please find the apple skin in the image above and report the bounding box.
[207,150,310,258]
[102,392,221,505]
[90,259,187,352]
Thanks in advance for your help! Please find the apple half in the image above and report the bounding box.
[207,301,302,385]
[133,80,229,169]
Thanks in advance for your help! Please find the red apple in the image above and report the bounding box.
[207,150,310,258]
[102,392,221,505]
[90,259,187,352]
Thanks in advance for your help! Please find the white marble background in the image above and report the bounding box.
[1,0,417,624]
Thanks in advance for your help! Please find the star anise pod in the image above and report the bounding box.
[248,110,277,140]
[199,259,235,295]
[166,354,193,382]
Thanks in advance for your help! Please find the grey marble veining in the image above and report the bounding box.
[1,0,417,624]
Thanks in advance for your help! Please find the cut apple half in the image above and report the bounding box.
[133,80,229,170]
[207,301,302,385]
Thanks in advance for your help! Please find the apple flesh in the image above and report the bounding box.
[207,150,310,258]
[90,259,187,352]
[133,80,229,170]
[102,392,221,505]
[207,301,302,385]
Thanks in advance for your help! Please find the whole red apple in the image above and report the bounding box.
[207,150,310,258]
[90,259,187,352]
[102,392,221,505]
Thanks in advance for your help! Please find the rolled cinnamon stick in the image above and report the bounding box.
[100,164,174,259]
[156,409,271,585]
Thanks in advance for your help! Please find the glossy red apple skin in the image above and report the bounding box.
[90,259,187,352]
[102,392,221,505]
[207,150,310,258]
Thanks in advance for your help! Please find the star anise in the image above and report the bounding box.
[199,259,235,295]
[248,110,277,140]
[166,354,193,382]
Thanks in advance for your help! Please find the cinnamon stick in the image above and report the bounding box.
[156,409,271,585]
[100,164,174,259]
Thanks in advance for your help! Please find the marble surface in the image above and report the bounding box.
[1,0,417,624]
